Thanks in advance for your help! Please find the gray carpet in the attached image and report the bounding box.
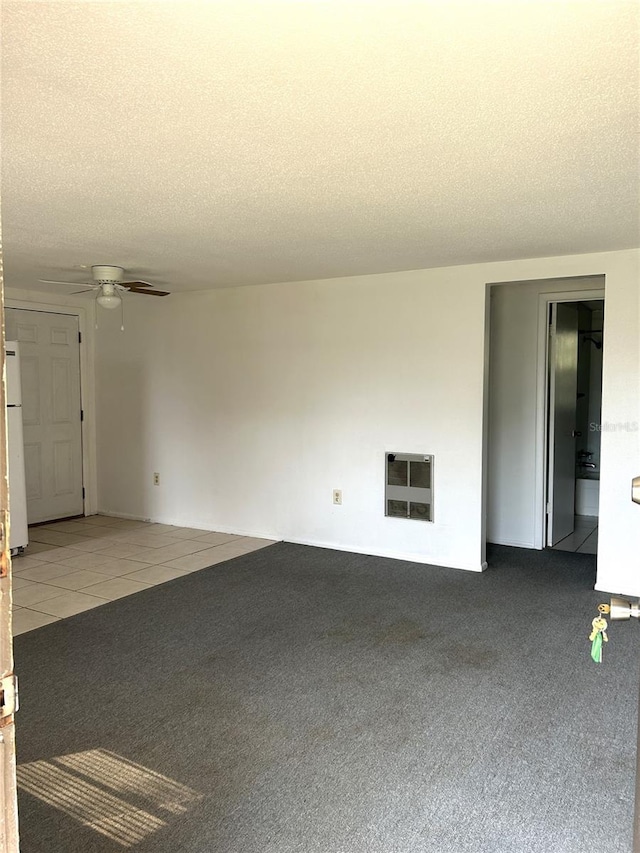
[13,543,638,852]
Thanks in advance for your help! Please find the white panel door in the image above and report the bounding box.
[4,309,83,523]
[547,302,579,546]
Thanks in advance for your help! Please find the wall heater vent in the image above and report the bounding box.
[385,452,433,522]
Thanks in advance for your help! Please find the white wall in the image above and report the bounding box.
[487,276,604,548]
[93,249,639,592]
[96,267,488,571]
[595,252,640,595]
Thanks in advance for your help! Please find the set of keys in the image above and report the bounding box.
[589,603,611,663]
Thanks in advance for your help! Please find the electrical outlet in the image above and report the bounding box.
[153,472,160,486]
[333,489,342,505]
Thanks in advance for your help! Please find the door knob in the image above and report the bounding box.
[610,597,640,621]
[633,475,640,505]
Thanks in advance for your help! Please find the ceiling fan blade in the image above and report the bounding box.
[129,287,170,297]
[120,280,152,287]
[38,279,93,286]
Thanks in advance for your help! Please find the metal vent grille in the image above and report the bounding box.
[385,453,433,522]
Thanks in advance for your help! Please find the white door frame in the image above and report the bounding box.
[535,287,605,549]
[4,295,97,517]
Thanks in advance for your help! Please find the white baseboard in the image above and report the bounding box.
[285,537,485,572]
[94,510,152,522]
[96,511,485,572]
[594,583,640,598]
[487,537,537,549]
[97,509,278,541]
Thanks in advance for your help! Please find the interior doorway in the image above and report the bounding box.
[546,298,603,553]
[485,275,605,553]
[4,308,84,523]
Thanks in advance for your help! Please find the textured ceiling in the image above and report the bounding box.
[2,1,639,293]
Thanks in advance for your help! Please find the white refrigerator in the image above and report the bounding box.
[6,342,28,553]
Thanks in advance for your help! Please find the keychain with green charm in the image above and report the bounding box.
[589,603,610,663]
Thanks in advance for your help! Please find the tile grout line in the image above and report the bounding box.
[12,516,277,634]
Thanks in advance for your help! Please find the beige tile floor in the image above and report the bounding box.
[550,514,598,554]
[11,516,278,635]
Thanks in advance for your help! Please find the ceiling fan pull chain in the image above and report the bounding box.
[120,297,125,332]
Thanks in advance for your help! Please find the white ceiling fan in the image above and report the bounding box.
[40,265,170,302]
[39,265,170,329]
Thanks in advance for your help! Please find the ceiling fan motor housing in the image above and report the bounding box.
[92,265,124,283]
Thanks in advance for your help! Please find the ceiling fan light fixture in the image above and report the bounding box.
[96,281,121,309]
[96,293,121,309]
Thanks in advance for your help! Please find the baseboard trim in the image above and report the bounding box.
[95,510,151,522]
[96,510,278,541]
[285,537,485,572]
[96,511,485,572]
[487,538,538,549]
[594,583,640,598]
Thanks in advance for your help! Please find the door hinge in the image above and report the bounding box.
[82,487,85,500]
[0,675,18,720]
[80,409,84,422]
[546,502,551,514]
[78,331,82,344]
